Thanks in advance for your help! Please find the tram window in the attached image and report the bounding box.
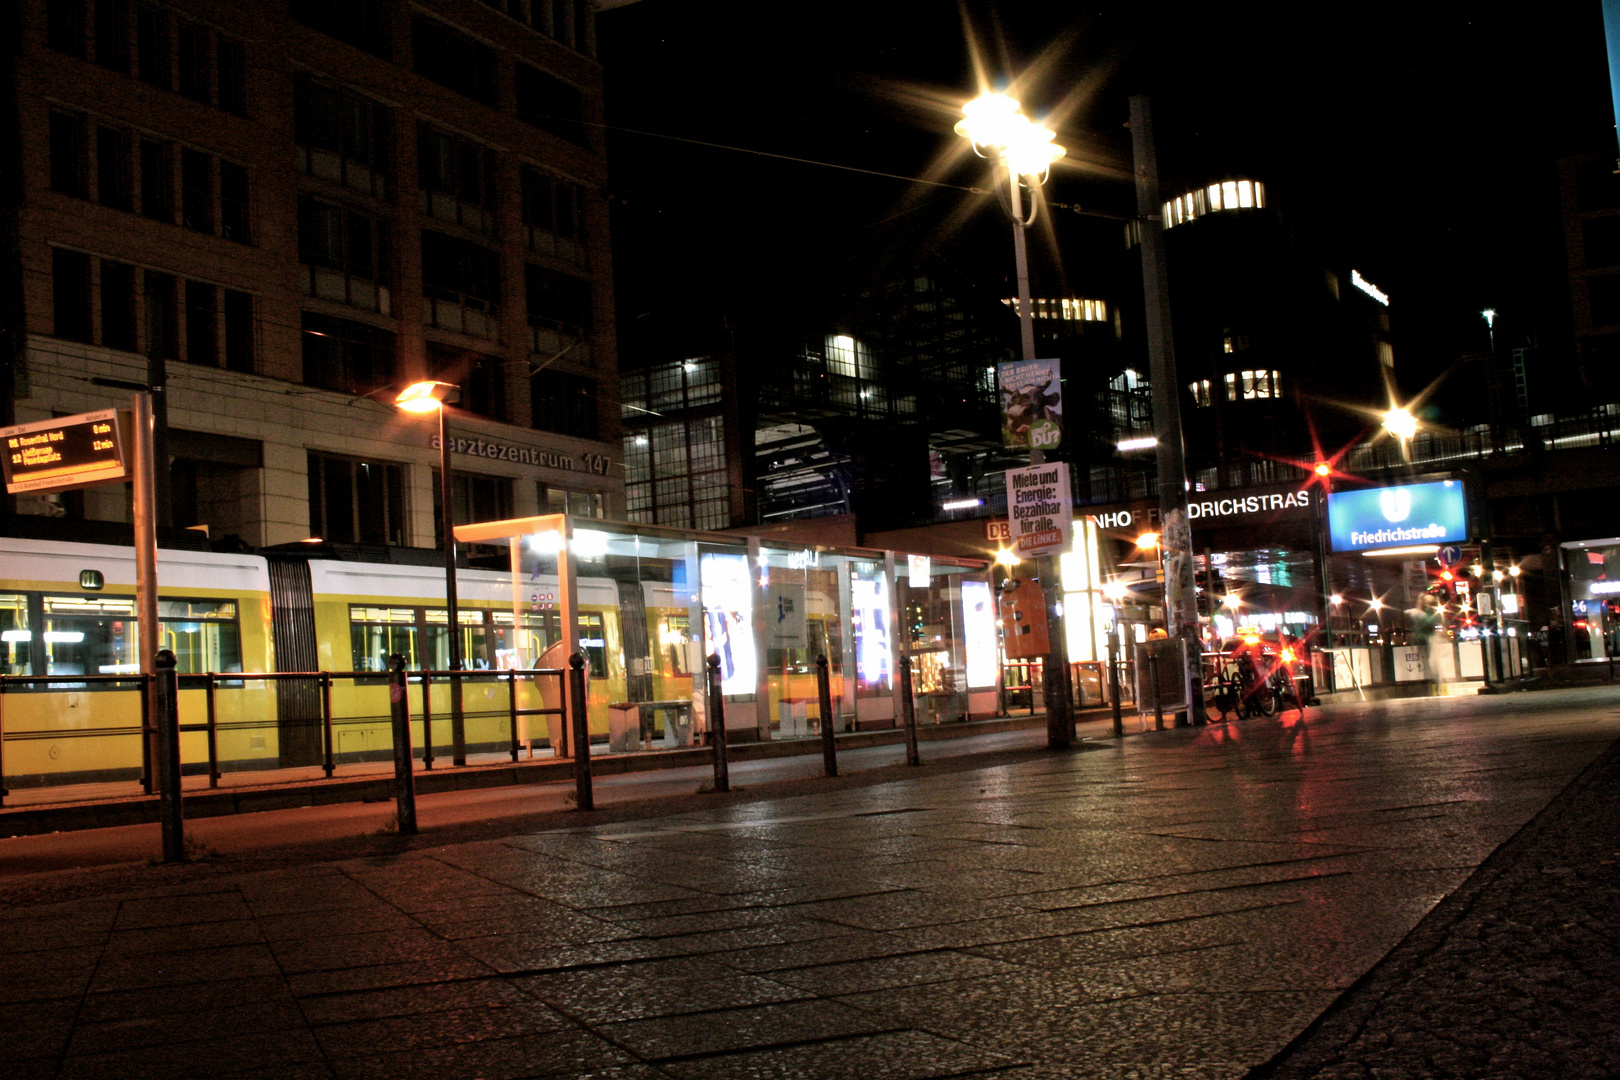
[578,612,606,678]
[1,595,31,676]
[29,594,242,682]
[349,606,419,672]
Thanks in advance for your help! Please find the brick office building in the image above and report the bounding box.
[2,0,625,552]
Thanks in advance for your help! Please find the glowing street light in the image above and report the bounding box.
[958,88,1072,747]
[1383,406,1418,442]
[395,379,468,765]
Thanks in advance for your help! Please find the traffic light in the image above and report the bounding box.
[1000,578,1050,659]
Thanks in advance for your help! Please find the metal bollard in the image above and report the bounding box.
[706,653,730,792]
[569,654,594,810]
[387,654,418,835]
[154,649,185,863]
[815,654,838,778]
[1109,630,1124,739]
[1148,652,1164,731]
[898,655,921,766]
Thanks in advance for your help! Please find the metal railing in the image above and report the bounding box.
[0,666,569,806]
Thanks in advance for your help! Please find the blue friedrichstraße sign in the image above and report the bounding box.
[1327,480,1468,553]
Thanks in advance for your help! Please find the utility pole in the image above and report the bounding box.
[1130,95,1206,726]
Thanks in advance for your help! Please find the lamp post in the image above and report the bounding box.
[396,379,467,765]
[956,90,1074,748]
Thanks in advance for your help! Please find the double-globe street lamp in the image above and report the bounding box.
[396,379,468,766]
[956,91,1075,746]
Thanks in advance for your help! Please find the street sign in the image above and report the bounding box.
[1438,544,1462,568]
[2,410,131,495]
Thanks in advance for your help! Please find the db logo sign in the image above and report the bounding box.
[985,519,1012,542]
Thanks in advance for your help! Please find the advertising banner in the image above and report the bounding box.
[700,552,757,694]
[1327,480,1468,553]
[998,359,1062,451]
[1004,462,1073,557]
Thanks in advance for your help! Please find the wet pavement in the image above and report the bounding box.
[2,686,1618,1079]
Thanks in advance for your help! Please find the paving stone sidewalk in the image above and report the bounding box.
[1,690,1616,1080]
[1250,734,1620,1080]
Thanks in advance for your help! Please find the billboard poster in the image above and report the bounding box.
[960,579,998,688]
[700,552,757,694]
[1004,462,1073,557]
[1327,480,1468,553]
[851,576,891,688]
[998,359,1062,451]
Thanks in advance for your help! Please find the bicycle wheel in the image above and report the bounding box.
[1254,682,1278,717]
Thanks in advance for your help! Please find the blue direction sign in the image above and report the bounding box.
[1438,544,1462,568]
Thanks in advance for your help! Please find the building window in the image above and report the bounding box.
[96,126,131,209]
[433,471,513,549]
[136,4,170,90]
[181,148,214,233]
[524,265,590,338]
[140,139,172,221]
[520,166,585,265]
[220,161,250,243]
[176,17,211,104]
[1188,379,1211,407]
[94,0,130,72]
[1222,369,1283,401]
[412,16,497,105]
[540,485,605,519]
[308,452,405,546]
[421,232,501,340]
[290,0,391,59]
[52,250,93,344]
[418,126,497,235]
[294,77,388,197]
[531,370,598,438]
[49,1,87,57]
[49,111,86,197]
[825,334,874,379]
[515,64,587,145]
[1163,179,1266,229]
[184,282,218,367]
[428,343,505,422]
[144,271,178,359]
[302,312,394,395]
[223,290,254,373]
[299,196,389,313]
[1589,276,1620,327]
[217,38,246,115]
[101,261,137,351]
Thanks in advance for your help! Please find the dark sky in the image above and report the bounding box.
[598,1,1612,412]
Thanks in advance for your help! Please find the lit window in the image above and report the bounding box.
[1163,179,1265,230]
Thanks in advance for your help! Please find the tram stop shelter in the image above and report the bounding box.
[452,515,1000,747]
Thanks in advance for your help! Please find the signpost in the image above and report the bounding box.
[1,410,131,494]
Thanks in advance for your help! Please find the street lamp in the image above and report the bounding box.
[955,93,1065,363]
[1383,406,1418,442]
[396,379,467,766]
[957,91,1073,747]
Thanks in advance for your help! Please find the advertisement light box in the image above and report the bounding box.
[1327,480,1468,553]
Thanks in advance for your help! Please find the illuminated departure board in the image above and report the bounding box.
[2,410,130,494]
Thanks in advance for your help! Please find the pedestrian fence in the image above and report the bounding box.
[0,666,568,806]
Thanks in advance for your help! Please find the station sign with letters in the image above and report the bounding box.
[1086,485,1318,534]
[2,410,131,495]
[1327,480,1468,553]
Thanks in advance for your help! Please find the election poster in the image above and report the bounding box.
[998,359,1062,451]
[1004,462,1073,557]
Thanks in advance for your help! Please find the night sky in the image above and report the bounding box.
[599,1,1612,419]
